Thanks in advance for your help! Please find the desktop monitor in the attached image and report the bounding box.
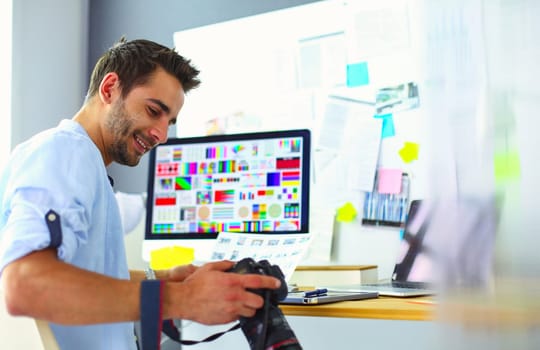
[142,129,311,262]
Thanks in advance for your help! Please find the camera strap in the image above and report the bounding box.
[139,280,241,349]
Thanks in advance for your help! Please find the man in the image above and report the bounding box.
[0,38,280,349]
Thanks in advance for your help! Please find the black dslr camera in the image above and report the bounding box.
[228,258,302,350]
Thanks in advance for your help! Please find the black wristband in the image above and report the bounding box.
[140,280,163,350]
[139,280,241,348]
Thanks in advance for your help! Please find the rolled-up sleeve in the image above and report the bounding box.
[0,188,89,268]
[0,126,103,275]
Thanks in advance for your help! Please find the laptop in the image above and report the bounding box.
[281,290,378,305]
[324,200,437,297]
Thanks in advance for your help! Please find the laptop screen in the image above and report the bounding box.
[144,129,311,241]
[395,196,499,289]
[392,199,434,283]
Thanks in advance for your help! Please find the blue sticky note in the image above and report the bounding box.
[381,116,395,138]
[374,113,392,119]
[374,113,395,138]
[346,62,370,87]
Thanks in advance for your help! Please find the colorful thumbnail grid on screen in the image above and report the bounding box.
[151,136,304,234]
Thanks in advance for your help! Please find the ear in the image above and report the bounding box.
[99,72,121,104]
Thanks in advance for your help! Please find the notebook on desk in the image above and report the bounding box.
[324,200,437,297]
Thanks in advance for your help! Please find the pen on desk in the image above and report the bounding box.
[304,288,328,298]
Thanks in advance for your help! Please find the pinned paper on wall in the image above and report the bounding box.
[346,61,370,87]
[398,141,419,163]
[298,31,347,89]
[374,113,396,138]
[377,168,403,194]
[375,82,420,115]
[318,101,349,150]
[345,114,382,192]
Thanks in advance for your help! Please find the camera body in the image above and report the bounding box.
[228,258,302,350]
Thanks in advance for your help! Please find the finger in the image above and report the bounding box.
[240,274,281,290]
[237,305,259,319]
[237,289,267,309]
[169,264,197,281]
[202,260,235,272]
[182,264,198,275]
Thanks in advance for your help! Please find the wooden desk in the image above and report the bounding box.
[293,264,378,272]
[280,296,434,321]
[279,296,437,350]
[182,271,434,349]
[182,296,437,349]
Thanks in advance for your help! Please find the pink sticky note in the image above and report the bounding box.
[377,168,403,194]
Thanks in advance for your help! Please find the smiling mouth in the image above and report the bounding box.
[134,135,151,153]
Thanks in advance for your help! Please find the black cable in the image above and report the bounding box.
[255,291,271,350]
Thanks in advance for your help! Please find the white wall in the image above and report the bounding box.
[170,0,423,276]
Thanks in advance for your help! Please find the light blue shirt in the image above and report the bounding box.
[0,119,136,350]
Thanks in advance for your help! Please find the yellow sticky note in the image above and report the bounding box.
[494,150,521,183]
[150,246,195,270]
[398,141,420,163]
[336,202,357,222]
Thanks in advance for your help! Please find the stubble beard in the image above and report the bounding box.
[105,99,141,167]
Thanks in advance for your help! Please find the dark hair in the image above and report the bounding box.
[86,37,201,100]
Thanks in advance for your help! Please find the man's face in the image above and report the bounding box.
[104,68,184,166]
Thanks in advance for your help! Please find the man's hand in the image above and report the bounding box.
[166,264,198,282]
[162,260,281,325]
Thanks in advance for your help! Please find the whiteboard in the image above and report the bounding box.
[172,0,429,211]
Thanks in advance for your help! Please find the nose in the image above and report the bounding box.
[149,119,169,144]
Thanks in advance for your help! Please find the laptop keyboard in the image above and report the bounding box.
[391,281,427,289]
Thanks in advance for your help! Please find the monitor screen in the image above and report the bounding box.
[144,129,311,243]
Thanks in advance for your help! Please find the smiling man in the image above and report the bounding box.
[0,38,281,350]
